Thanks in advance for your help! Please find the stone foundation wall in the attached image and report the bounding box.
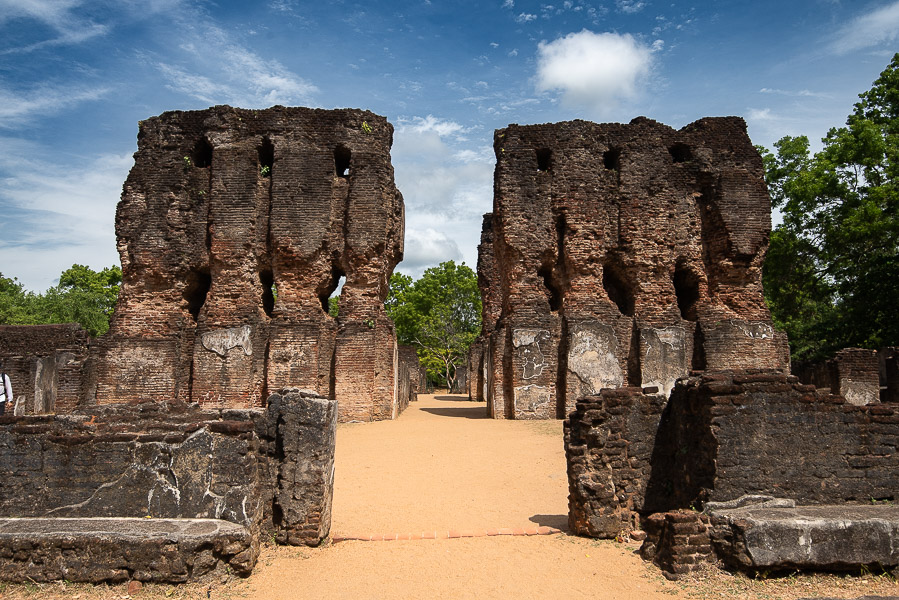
[0,389,336,548]
[479,117,788,419]
[655,370,899,507]
[639,511,713,580]
[565,370,899,539]
[564,387,666,537]
[0,324,92,414]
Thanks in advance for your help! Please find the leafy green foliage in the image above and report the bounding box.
[0,264,121,336]
[761,53,899,361]
[385,262,481,391]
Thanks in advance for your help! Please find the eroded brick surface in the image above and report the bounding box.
[95,106,405,421]
[477,117,788,419]
[0,325,92,414]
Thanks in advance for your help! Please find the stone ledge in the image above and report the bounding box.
[709,505,899,573]
[0,517,254,583]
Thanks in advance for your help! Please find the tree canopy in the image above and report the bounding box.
[0,264,122,336]
[385,261,481,392]
[761,53,899,362]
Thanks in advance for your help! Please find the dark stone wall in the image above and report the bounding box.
[0,389,337,548]
[96,105,406,422]
[564,387,667,537]
[565,370,899,538]
[654,370,899,507]
[0,324,92,414]
[479,117,788,419]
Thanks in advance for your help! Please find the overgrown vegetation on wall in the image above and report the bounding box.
[761,53,899,362]
[0,264,121,336]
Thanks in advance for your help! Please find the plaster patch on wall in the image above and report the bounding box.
[513,384,551,416]
[640,326,689,396]
[734,321,774,340]
[568,321,622,394]
[841,380,878,406]
[512,329,551,379]
[201,326,253,357]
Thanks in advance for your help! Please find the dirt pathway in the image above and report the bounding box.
[236,394,690,600]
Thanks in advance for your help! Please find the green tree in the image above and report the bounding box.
[384,262,481,392]
[0,274,38,325]
[761,53,899,361]
[0,264,121,336]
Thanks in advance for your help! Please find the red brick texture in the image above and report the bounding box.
[476,117,788,419]
[0,324,92,414]
[94,106,406,421]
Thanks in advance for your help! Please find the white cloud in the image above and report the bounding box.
[400,228,463,272]
[747,108,775,122]
[502,0,514,7]
[0,83,110,127]
[516,13,537,23]
[759,87,830,99]
[0,138,131,290]
[397,115,466,138]
[391,117,493,276]
[0,0,108,53]
[616,0,645,13]
[535,30,654,115]
[832,1,899,54]
[154,23,318,107]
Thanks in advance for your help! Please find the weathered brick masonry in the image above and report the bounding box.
[476,117,788,419]
[0,324,92,414]
[95,106,405,422]
[565,370,899,539]
[794,347,883,405]
[0,388,337,581]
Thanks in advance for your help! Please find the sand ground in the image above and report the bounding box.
[236,392,688,600]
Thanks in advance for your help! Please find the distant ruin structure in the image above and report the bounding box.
[471,117,790,419]
[93,106,405,422]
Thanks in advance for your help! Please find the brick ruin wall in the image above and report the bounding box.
[475,117,789,419]
[565,370,899,539]
[0,389,337,549]
[91,106,405,422]
[0,324,93,415]
[794,347,889,405]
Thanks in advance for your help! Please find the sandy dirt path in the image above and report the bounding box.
[235,394,690,600]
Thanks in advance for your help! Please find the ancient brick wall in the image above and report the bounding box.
[95,106,405,421]
[795,348,881,405]
[564,387,666,537]
[479,117,788,419]
[654,370,899,507]
[0,324,92,414]
[0,389,337,548]
[639,511,713,580]
[565,370,899,539]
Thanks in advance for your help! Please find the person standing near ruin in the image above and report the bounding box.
[0,363,12,416]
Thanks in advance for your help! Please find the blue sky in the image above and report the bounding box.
[1,0,897,291]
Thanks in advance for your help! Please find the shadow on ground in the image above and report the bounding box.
[529,514,569,531]
[419,406,488,419]
[432,395,475,402]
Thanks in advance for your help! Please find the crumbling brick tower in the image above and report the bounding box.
[94,106,404,421]
[477,117,789,419]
